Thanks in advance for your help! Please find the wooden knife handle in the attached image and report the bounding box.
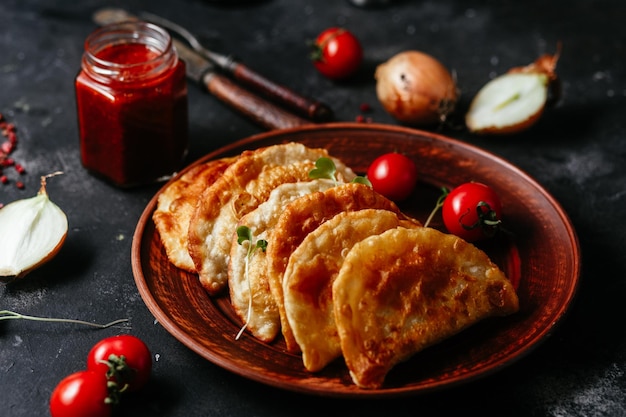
[231,63,334,122]
[203,72,312,130]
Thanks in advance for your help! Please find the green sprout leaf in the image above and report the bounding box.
[309,157,337,182]
[352,176,372,187]
[256,239,268,252]
[237,225,253,245]
[309,157,372,187]
[236,226,267,256]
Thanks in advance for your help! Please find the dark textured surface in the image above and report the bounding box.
[1,0,625,416]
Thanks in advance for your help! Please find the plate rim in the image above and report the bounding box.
[131,122,581,398]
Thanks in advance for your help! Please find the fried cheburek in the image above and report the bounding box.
[266,182,407,352]
[228,179,337,342]
[153,157,235,272]
[187,142,355,295]
[283,209,422,372]
[333,227,520,389]
[151,142,520,390]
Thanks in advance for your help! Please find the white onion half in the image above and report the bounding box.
[0,174,68,281]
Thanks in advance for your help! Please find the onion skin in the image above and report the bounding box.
[375,51,458,125]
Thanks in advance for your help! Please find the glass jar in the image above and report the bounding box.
[75,21,188,187]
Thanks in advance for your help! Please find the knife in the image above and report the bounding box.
[140,12,334,122]
[92,8,311,130]
[173,38,312,130]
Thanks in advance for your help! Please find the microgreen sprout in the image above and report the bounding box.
[309,157,337,183]
[351,176,372,187]
[423,187,449,228]
[235,225,267,340]
[0,310,130,329]
[309,157,372,187]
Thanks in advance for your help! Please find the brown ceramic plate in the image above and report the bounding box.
[131,123,580,398]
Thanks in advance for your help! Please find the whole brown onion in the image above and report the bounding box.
[375,50,458,125]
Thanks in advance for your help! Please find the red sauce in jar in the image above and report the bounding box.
[96,43,159,64]
[76,22,188,187]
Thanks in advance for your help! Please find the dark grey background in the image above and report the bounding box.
[1,0,625,416]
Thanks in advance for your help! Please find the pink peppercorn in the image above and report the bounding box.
[0,114,26,191]
[1,141,14,154]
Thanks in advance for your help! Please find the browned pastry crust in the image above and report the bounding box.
[265,182,408,352]
[187,143,354,295]
[152,157,235,272]
[333,227,519,389]
[283,209,422,371]
[227,179,337,342]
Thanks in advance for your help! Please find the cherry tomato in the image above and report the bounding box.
[311,27,363,80]
[87,335,152,392]
[367,152,418,201]
[50,370,111,417]
[442,182,502,242]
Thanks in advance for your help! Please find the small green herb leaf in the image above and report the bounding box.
[352,176,372,187]
[256,239,268,252]
[237,225,267,258]
[237,225,253,245]
[309,157,337,183]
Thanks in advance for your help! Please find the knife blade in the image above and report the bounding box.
[92,8,311,130]
[173,38,311,130]
[140,11,334,122]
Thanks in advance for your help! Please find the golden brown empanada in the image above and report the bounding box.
[153,157,235,272]
[228,179,336,342]
[187,143,354,295]
[333,227,519,389]
[283,209,421,371]
[266,183,405,352]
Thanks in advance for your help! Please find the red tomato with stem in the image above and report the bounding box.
[442,182,502,242]
[367,152,418,201]
[311,27,363,80]
[50,370,112,417]
[87,335,152,392]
